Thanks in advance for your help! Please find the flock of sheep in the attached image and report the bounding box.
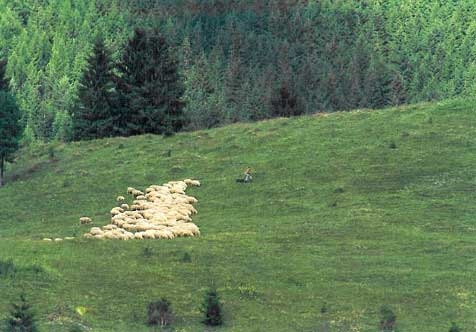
[82,179,201,240]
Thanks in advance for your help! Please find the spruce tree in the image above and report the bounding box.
[72,35,118,140]
[201,288,223,326]
[0,91,22,187]
[182,51,224,130]
[6,294,37,332]
[0,59,8,91]
[116,28,185,136]
[270,81,303,118]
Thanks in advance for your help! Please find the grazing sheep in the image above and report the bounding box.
[110,211,120,217]
[104,231,117,240]
[143,230,156,239]
[54,238,63,242]
[132,190,144,197]
[43,238,52,242]
[184,179,201,187]
[156,229,175,239]
[90,227,103,235]
[80,217,92,224]
[64,237,75,240]
[85,179,201,241]
[103,224,117,231]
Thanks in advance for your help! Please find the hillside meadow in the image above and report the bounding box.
[0,99,475,331]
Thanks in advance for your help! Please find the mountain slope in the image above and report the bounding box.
[0,99,475,331]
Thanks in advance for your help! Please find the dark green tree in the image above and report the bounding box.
[379,305,396,332]
[116,28,185,136]
[0,59,8,91]
[0,91,22,187]
[147,298,173,327]
[449,322,461,332]
[6,294,37,332]
[201,288,223,326]
[270,82,303,118]
[72,36,119,140]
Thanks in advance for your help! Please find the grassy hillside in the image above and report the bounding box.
[0,99,475,331]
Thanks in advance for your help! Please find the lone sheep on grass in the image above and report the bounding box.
[80,217,92,224]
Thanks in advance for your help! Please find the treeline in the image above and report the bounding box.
[1,0,476,142]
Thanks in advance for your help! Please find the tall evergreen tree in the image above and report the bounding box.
[182,51,225,130]
[116,28,185,136]
[0,59,9,91]
[0,91,21,187]
[0,57,21,187]
[72,35,119,140]
[271,81,303,118]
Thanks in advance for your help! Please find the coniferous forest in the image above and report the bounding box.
[1,0,476,141]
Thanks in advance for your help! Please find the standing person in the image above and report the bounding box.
[243,167,252,183]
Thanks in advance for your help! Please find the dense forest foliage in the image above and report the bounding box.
[1,0,476,142]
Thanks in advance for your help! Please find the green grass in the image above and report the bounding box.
[1,98,476,331]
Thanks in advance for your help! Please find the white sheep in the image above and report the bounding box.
[132,190,144,197]
[103,224,117,231]
[90,227,103,235]
[84,180,201,241]
[143,230,156,239]
[80,217,92,224]
[184,179,201,187]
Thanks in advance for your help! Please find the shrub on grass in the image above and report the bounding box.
[389,141,397,149]
[6,294,37,332]
[202,288,223,326]
[334,187,345,194]
[0,259,16,277]
[449,322,461,332]
[320,304,328,314]
[181,252,191,263]
[142,246,153,258]
[147,299,173,327]
[379,305,396,332]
